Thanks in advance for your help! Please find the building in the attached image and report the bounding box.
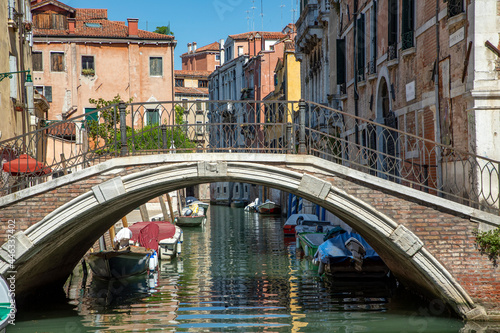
[208,29,289,206]
[295,0,331,106]
[31,0,176,122]
[325,0,500,207]
[180,41,220,72]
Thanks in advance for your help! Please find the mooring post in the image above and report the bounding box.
[119,101,127,156]
[161,124,168,152]
[298,99,306,155]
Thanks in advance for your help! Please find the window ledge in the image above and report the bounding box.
[447,12,466,27]
[387,58,399,68]
[357,80,366,88]
[368,73,377,81]
[401,47,416,57]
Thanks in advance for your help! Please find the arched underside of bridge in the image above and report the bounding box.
[1,154,497,320]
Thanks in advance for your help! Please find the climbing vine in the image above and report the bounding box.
[474,227,500,266]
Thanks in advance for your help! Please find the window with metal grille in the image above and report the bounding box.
[50,52,65,72]
[175,79,184,87]
[448,0,464,17]
[356,13,366,81]
[198,80,208,88]
[146,109,160,125]
[149,57,162,76]
[388,0,398,60]
[402,0,415,50]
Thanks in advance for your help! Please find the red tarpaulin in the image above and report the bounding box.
[129,221,176,252]
[2,154,52,176]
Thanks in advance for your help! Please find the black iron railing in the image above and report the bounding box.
[0,100,499,214]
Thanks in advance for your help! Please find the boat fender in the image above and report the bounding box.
[296,237,300,250]
[149,250,158,271]
[180,231,184,243]
[318,261,325,275]
[177,240,182,255]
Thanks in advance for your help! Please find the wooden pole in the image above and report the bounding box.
[109,225,116,249]
[121,216,129,228]
[166,193,175,221]
[158,195,169,221]
[139,204,150,221]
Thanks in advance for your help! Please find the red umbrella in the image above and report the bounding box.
[2,154,52,176]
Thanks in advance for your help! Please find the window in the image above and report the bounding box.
[448,0,464,18]
[175,79,184,87]
[33,52,43,72]
[388,0,398,60]
[82,55,95,72]
[51,52,65,72]
[9,55,17,99]
[336,39,346,86]
[196,102,203,111]
[216,54,220,61]
[34,13,67,29]
[35,86,52,102]
[235,185,239,193]
[198,80,208,88]
[223,187,227,194]
[238,46,244,56]
[356,14,366,81]
[182,99,188,110]
[150,57,162,76]
[146,109,160,125]
[369,2,377,74]
[402,0,415,50]
[85,107,97,122]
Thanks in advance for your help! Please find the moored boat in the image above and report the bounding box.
[283,213,319,236]
[86,246,153,279]
[186,197,209,216]
[256,200,281,215]
[295,222,342,258]
[313,232,389,278]
[128,221,183,261]
[176,203,206,227]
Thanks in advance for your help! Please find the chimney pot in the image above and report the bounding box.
[193,42,197,52]
[127,18,139,37]
[188,43,192,53]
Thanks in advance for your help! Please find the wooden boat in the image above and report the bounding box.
[230,200,247,208]
[128,221,183,261]
[283,213,319,236]
[186,196,209,216]
[256,200,281,215]
[86,246,152,279]
[176,203,206,227]
[313,232,389,278]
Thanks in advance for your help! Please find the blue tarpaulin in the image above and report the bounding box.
[315,232,382,264]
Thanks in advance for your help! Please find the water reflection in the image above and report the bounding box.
[12,205,465,332]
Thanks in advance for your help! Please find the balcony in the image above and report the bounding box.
[296,3,323,53]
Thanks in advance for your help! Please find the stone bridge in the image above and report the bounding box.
[0,153,499,320]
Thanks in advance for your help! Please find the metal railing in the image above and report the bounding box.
[0,100,498,214]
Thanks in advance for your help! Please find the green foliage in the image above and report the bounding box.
[120,125,196,152]
[154,24,174,36]
[474,227,500,266]
[87,94,133,147]
[175,105,185,125]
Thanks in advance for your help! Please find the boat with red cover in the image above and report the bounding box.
[256,200,281,215]
[128,221,183,261]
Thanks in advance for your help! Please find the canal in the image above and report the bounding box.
[13,205,465,332]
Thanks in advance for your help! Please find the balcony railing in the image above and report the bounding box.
[448,0,464,18]
[0,100,499,215]
[402,31,414,50]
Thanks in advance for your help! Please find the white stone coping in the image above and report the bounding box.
[1,153,498,227]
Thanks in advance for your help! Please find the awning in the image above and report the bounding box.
[2,154,52,176]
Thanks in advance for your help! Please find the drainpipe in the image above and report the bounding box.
[353,0,359,145]
[434,0,443,194]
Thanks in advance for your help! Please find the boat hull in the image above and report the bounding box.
[297,232,325,258]
[176,215,205,227]
[257,202,281,215]
[86,248,151,279]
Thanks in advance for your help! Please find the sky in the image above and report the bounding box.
[64,0,300,69]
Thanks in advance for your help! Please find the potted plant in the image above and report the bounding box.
[82,68,95,76]
[13,101,24,112]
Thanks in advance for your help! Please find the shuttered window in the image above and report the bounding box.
[402,0,415,49]
[51,52,65,72]
[356,13,366,81]
[33,52,43,72]
[336,39,346,85]
[149,57,162,76]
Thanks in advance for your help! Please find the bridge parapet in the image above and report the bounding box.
[0,100,498,214]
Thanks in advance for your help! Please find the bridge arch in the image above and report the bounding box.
[1,154,495,320]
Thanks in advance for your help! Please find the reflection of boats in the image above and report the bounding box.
[86,246,153,279]
[176,203,206,227]
[256,200,281,215]
[295,222,340,258]
[128,221,183,260]
[314,232,389,278]
[283,214,319,236]
[230,199,247,208]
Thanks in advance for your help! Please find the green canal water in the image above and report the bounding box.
[12,205,466,332]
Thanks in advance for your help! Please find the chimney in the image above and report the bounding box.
[68,18,75,34]
[188,43,192,54]
[127,18,139,37]
[219,39,225,66]
[193,42,197,52]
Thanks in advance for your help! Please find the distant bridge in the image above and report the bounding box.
[0,100,499,320]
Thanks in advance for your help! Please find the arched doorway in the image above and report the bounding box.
[377,77,399,181]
